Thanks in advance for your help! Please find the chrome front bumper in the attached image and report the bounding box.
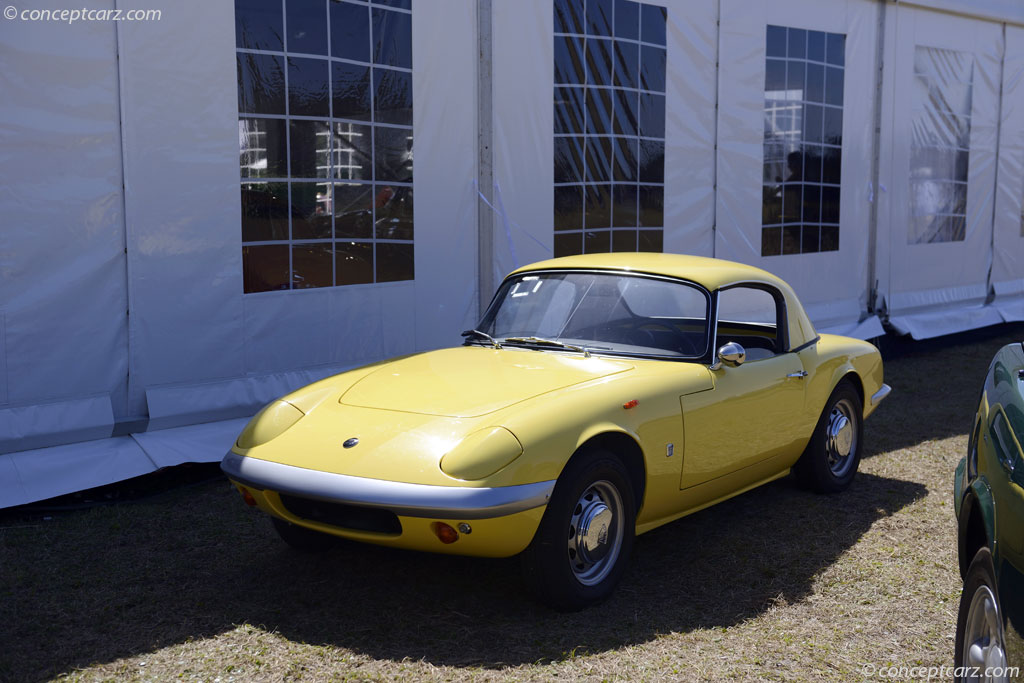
[871,383,892,406]
[221,451,555,520]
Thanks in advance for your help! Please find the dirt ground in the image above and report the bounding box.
[3,323,1023,682]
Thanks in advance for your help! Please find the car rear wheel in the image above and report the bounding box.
[271,517,338,552]
[795,381,863,493]
[955,547,1008,683]
[520,448,635,611]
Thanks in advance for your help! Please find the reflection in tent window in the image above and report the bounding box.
[235,0,414,293]
[908,45,973,244]
[553,0,667,256]
[761,25,845,257]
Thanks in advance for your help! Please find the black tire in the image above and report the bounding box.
[520,449,636,611]
[272,517,338,552]
[955,547,1008,681]
[794,381,863,493]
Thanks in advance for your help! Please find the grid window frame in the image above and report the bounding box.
[237,0,414,294]
[761,24,845,257]
[554,0,667,257]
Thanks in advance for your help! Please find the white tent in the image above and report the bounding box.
[2,0,1023,507]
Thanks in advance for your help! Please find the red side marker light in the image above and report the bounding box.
[431,522,459,544]
[623,399,639,409]
[238,486,257,507]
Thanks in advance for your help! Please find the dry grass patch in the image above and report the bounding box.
[3,323,1023,682]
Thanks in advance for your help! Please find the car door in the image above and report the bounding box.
[679,284,809,490]
[989,396,1024,665]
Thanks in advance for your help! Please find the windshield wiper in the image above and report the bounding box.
[461,329,501,349]
[502,336,591,358]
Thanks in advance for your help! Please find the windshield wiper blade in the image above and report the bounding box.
[502,336,591,358]
[461,329,501,349]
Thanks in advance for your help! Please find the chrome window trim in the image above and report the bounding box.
[711,280,791,365]
[222,451,555,520]
[477,268,714,362]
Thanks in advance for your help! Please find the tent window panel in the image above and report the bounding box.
[243,245,290,293]
[554,231,584,257]
[332,63,372,122]
[553,0,665,253]
[292,243,335,289]
[291,182,333,240]
[761,25,845,257]
[372,8,412,70]
[286,0,328,56]
[236,0,283,52]
[555,0,585,35]
[289,120,331,179]
[585,229,612,253]
[375,242,414,283]
[555,136,586,184]
[585,184,613,229]
[373,127,414,183]
[236,0,414,293]
[237,53,286,115]
[614,0,639,40]
[615,40,639,89]
[612,229,638,252]
[375,185,414,241]
[334,182,373,239]
[329,2,370,63]
[586,136,613,183]
[373,68,413,126]
[908,45,973,244]
[554,185,585,231]
[612,184,638,227]
[288,57,330,118]
[555,35,586,85]
[614,136,639,182]
[241,183,290,242]
[239,118,288,179]
[336,241,374,286]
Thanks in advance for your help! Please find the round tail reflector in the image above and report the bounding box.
[431,522,459,544]
[238,486,257,507]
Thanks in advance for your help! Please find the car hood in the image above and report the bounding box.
[339,346,634,417]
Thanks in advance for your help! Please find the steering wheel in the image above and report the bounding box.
[635,322,701,356]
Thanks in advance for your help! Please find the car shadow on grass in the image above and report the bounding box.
[0,470,925,680]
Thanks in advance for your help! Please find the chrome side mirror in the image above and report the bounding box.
[710,341,746,370]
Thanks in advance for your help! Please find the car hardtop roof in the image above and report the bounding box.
[509,253,819,349]
[509,253,788,292]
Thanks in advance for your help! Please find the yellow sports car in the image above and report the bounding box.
[223,253,890,610]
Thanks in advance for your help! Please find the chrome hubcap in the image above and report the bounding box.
[825,398,858,477]
[567,480,623,586]
[962,585,1008,682]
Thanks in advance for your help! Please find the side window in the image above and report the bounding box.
[716,286,783,360]
[991,409,1023,481]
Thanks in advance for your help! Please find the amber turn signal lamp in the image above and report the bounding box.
[623,399,639,409]
[431,522,459,544]
[238,486,257,507]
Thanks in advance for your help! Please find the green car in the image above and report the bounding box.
[955,342,1024,681]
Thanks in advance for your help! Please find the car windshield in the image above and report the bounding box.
[474,271,710,359]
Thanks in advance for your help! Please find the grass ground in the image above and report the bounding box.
[3,323,1023,682]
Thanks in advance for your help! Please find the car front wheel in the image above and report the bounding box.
[955,547,1009,683]
[795,381,863,493]
[521,449,636,611]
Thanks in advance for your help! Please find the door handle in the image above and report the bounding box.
[785,371,808,379]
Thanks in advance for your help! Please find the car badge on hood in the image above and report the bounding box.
[343,437,359,449]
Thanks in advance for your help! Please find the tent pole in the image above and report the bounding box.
[477,0,494,318]
[866,0,889,316]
